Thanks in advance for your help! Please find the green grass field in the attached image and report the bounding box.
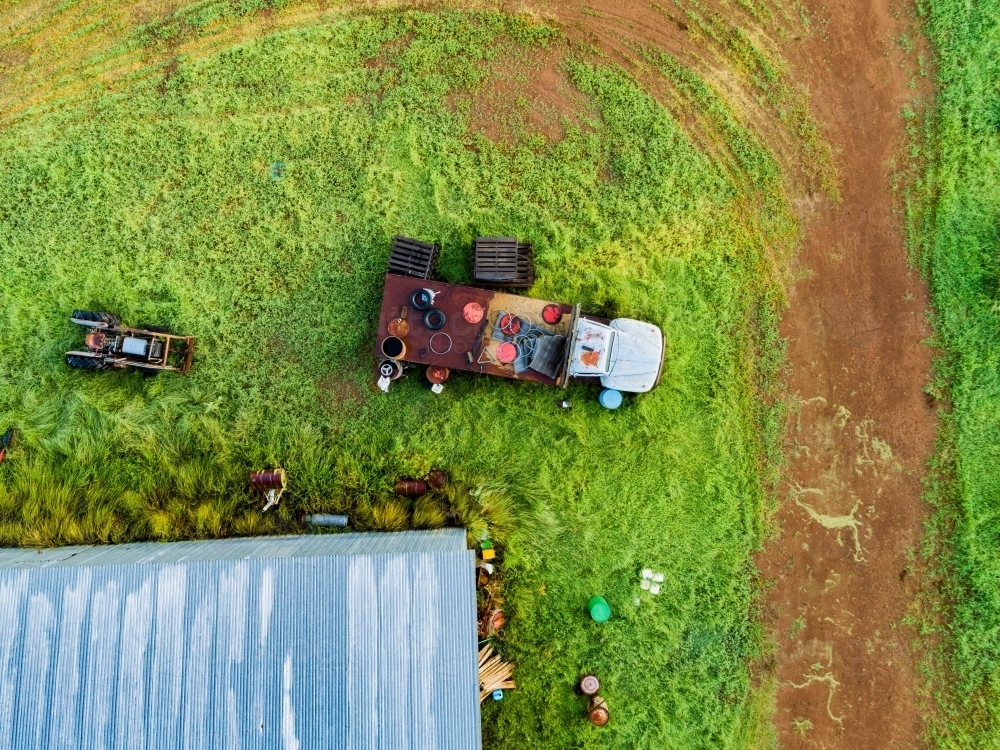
[911,0,1000,744]
[0,9,794,747]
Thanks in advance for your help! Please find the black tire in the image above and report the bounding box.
[423,308,446,330]
[410,289,432,311]
[66,354,109,370]
[131,366,162,377]
[71,310,121,326]
[137,324,171,334]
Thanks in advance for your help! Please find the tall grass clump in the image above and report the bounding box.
[0,10,795,747]
[910,0,1000,744]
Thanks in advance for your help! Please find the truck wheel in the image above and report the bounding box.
[66,354,109,370]
[71,310,121,326]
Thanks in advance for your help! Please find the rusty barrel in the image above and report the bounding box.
[250,468,286,491]
[387,317,409,338]
[578,674,600,696]
[426,365,450,384]
[588,696,609,726]
[426,469,449,490]
[395,478,428,497]
[378,359,404,381]
[387,307,409,338]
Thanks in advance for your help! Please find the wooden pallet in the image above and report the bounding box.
[473,237,534,288]
[387,235,440,279]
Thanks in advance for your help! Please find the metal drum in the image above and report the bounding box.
[588,696,610,726]
[250,468,286,491]
[381,336,406,359]
[395,479,429,497]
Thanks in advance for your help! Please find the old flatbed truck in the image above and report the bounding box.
[375,236,665,393]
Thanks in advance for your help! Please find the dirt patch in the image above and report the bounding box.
[317,374,365,415]
[155,57,179,96]
[364,32,413,70]
[465,43,598,144]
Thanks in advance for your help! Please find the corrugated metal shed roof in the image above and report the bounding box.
[0,528,467,569]
[0,530,481,750]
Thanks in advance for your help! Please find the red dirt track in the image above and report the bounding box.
[759,0,935,744]
[515,0,935,747]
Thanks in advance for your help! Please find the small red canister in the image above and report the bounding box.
[542,304,563,325]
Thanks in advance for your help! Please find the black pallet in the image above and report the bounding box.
[473,237,534,289]
[388,236,440,280]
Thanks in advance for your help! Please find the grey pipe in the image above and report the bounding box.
[305,514,349,528]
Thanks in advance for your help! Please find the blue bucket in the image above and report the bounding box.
[599,389,623,409]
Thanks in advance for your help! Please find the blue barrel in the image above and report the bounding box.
[305,514,349,527]
[599,389,623,409]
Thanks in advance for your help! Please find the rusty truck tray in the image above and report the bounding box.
[376,274,577,385]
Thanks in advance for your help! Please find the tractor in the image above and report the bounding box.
[65,311,194,374]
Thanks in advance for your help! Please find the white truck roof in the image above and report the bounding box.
[568,317,664,393]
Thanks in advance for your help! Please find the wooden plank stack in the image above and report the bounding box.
[387,235,440,279]
[478,644,516,702]
[473,237,534,288]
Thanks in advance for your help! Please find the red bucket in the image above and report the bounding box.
[463,302,484,324]
[542,304,563,325]
[496,342,518,364]
[426,365,450,384]
[499,314,521,336]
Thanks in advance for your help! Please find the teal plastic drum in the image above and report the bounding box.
[599,389,623,409]
[588,596,611,622]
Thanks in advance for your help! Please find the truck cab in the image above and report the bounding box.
[568,317,665,393]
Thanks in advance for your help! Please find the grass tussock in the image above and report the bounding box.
[0,9,794,748]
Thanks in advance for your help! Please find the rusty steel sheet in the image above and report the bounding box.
[376,274,574,385]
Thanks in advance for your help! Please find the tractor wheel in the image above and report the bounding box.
[138,325,171,334]
[70,310,121,326]
[66,354,109,370]
[132,366,161,377]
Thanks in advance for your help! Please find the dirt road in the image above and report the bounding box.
[526,0,935,747]
[757,0,935,745]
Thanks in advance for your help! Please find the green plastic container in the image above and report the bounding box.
[588,596,611,622]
